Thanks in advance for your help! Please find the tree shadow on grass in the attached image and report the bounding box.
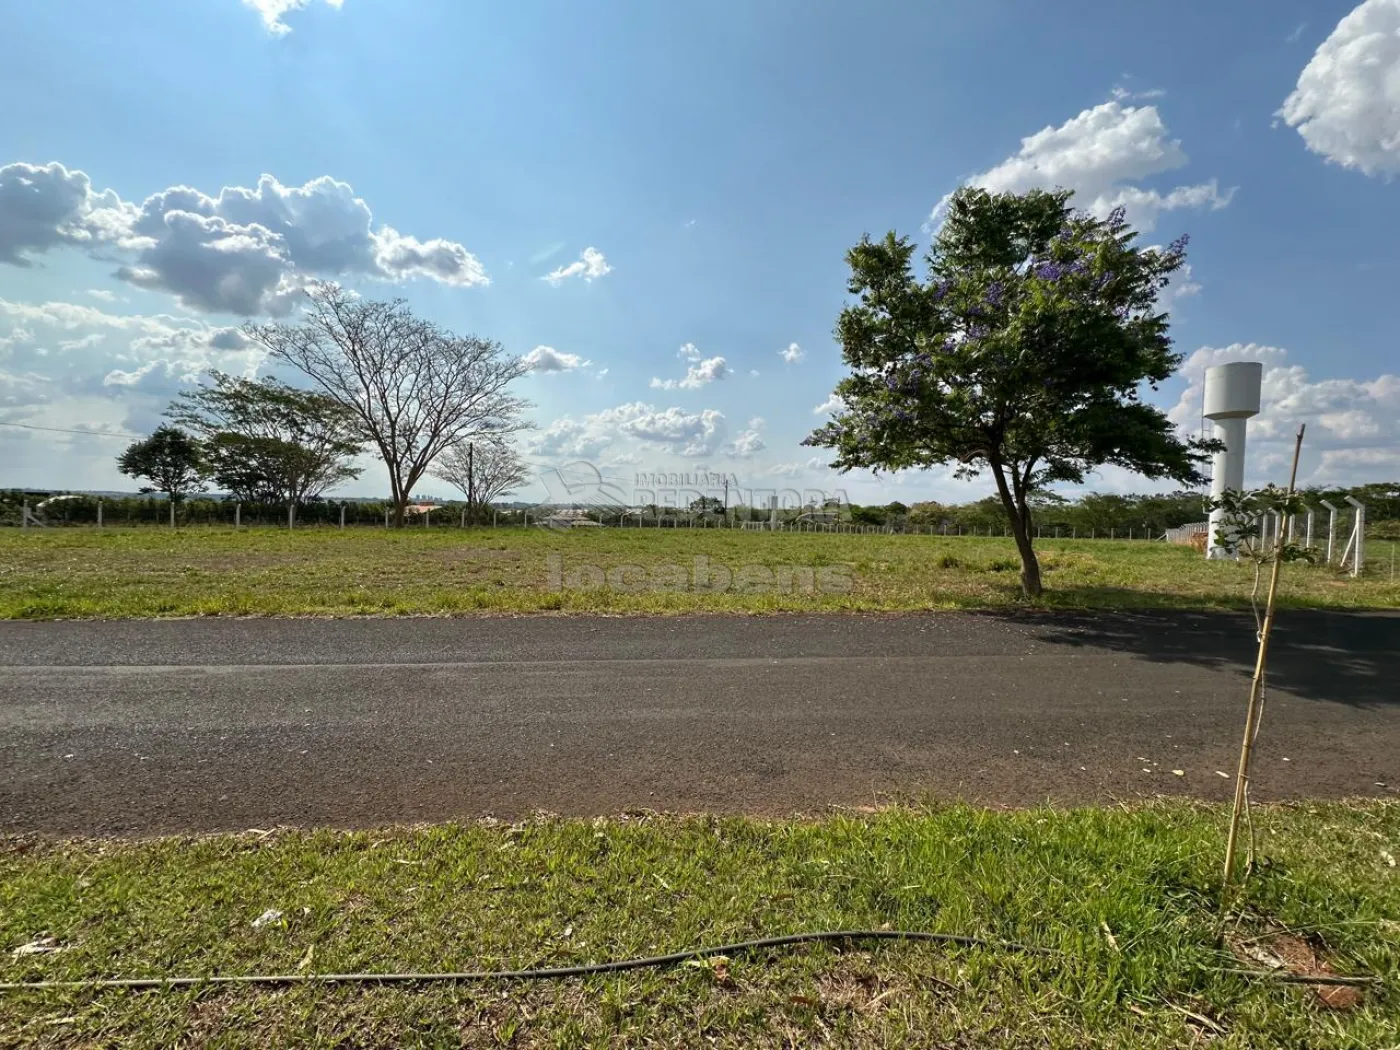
[982,606,1400,709]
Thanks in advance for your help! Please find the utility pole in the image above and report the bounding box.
[467,442,475,526]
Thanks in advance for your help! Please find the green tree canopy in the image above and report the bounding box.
[806,187,1211,596]
[689,495,726,515]
[116,425,207,503]
[167,371,365,505]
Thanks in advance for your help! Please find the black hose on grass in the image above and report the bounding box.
[2,929,1047,992]
[1,930,1376,993]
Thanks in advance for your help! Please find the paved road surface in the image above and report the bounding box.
[1,611,1396,834]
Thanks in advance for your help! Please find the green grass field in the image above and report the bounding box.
[0,526,1395,618]
[3,802,1396,1048]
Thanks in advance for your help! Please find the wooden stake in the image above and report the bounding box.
[1222,424,1305,897]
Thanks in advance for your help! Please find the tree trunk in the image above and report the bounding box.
[989,461,1043,598]
[393,499,408,528]
[1007,512,1043,597]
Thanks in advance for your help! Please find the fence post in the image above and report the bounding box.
[425,507,430,528]
[340,504,346,530]
[461,506,466,529]
[1344,496,1365,578]
[385,507,390,528]
[287,503,295,530]
[97,500,103,529]
[170,500,176,530]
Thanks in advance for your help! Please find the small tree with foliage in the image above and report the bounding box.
[168,371,364,505]
[689,495,726,516]
[432,439,530,522]
[1207,485,1316,624]
[116,426,207,505]
[806,187,1211,596]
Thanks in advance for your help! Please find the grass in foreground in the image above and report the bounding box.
[2,802,1398,1048]
[1,527,1396,618]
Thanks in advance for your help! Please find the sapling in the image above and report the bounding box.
[1208,426,1311,898]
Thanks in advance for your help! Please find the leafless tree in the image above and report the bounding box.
[433,439,531,522]
[245,283,529,525]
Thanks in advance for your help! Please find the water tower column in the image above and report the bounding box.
[1202,361,1263,561]
[1206,416,1248,559]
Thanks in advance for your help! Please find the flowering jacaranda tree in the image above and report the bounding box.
[806,187,1212,597]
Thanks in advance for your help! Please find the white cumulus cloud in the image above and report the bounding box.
[726,417,766,458]
[0,161,139,266]
[243,0,345,36]
[542,246,612,285]
[0,297,266,463]
[0,162,489,316]
[932,100,1233,232]
[650,354,729,390]
[616,403,725,457]
[780,342,804,364]
[529,401,729,461]
[813,393,844,415]
[522,345,590,373]
[1279,0,1400,176]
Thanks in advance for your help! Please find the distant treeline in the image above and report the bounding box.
[5,483,1396,539]
[838,484,1399,538]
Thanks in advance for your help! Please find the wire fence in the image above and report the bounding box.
[4,491,1397,574]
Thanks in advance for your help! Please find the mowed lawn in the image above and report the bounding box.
[3,802,1398,1048]
[1,526,1396,618]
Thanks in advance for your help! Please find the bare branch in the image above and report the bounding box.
[433,439,531,516]
[245,282,530,524]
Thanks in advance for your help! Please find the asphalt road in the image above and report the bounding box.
[1,611,1396,834]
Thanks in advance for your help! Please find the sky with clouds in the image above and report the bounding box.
[2,0,1398,505]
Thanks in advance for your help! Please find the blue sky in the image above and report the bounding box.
[2,0,1397,505]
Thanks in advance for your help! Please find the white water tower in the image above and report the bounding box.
[1203,361,1263,559]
